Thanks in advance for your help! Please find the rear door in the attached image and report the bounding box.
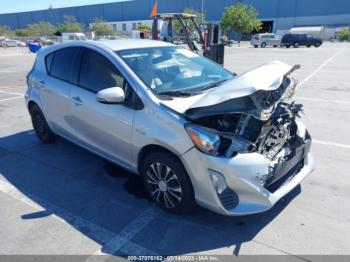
[260,35,270,45]
[266,35,274,46]
[272,34,281,46]
[41,46,81,138]
[299,34,307,45]
[69,47,136,167]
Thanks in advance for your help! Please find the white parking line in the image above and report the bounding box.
[294,96,350,105]
[313,140,350,149]
[0,90,24,96]
[0,179,157,256]
[0,96,23,102]
[297,47,345,88]
[87,206,160,260]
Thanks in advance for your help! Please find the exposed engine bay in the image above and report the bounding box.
[191,101,304,158]
[189,73,311,187]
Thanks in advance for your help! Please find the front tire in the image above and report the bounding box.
[29,104,56,143]
[315,42,321,47]
[141,152,195,214]
[261,42,266,48]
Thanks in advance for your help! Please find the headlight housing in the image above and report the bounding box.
[185,124,221,156]
[185,124,252,157]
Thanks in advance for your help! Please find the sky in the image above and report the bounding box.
[0,0,127,14]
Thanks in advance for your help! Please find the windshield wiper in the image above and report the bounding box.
[199,78,231,92]
[157,91,195,97]
[157,79,231,97]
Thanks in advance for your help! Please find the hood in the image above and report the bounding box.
[161,60,300,120]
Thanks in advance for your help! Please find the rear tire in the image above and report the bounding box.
[285,45,290,48]
[254,45,258,48]
[141,151,195,214]
[315,42,321,47]
[273,45,277,48]
[29,104,56,143]
[261,42,266,48]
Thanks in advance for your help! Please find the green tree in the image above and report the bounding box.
[337,28,350,42]
[173,7,206,35]
[27,21,57,36]
[220,3,262,45]
[137,23,151,30]
[15,29,30,37]
[91,18,115,36]
[58,15,84,33]
[0,25,14,37]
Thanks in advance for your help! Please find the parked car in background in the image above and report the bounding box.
[0,39,16,47]
[16,40,26,47]
[26,40,314,215]
[0,39,26,47]
[61,32,87,42]
[281,33,322,48]
[40,38,56,46]
[250,33,281,48]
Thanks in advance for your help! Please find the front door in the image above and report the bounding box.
[69,48,135,167]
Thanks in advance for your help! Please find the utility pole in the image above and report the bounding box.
[201,0,204,24]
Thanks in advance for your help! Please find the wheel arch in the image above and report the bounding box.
[137,144,186,175]
[28,100,38,112]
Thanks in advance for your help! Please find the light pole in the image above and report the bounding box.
[201,0,204,24]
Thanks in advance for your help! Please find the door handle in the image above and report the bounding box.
[72,96,83,106]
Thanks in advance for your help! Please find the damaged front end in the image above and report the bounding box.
[184,62,312,189]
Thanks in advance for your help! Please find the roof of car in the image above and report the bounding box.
[89,39,174,51]
[37,39,176,57]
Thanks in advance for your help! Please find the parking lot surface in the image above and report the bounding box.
[0,43,350,258]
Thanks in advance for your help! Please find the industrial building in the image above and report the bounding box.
[1,0,350,39]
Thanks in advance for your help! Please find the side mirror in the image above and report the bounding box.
[96,87,125,104]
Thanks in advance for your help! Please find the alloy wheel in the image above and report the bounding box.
[33,112,46,135]
[146,162,182,209]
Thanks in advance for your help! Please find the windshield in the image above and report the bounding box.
[117,46,233,96]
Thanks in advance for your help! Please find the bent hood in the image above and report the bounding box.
[161,60,300,120]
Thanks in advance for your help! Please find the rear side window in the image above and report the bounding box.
[45,53,54,73]
[50,47,80,83]
[78,49,124,93]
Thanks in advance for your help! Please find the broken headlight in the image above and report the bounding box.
[185,124,252,157]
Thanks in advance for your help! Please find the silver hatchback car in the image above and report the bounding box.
[25,40,314,216]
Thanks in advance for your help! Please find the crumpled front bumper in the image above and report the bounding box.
[180,120,315,216]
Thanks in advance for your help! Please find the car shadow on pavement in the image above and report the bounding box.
[0,130,301,256]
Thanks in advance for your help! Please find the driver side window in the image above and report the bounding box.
[79,49,125,93]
